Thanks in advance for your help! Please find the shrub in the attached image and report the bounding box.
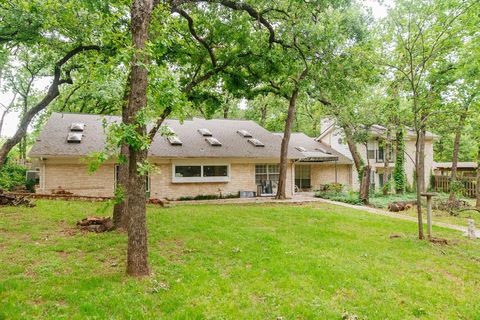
[315,191,363,205]
[177,193,240,201]
[321,183,343,193]
[0,161,26,191]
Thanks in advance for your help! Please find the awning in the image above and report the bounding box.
[297,151,338,163]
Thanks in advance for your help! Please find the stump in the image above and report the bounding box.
[76,216,114,233]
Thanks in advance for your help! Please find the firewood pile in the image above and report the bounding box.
[0,189,35,207]
[76,216,114,233]
[388,201,416,212]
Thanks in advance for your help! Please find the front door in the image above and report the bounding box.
[295,165,311,191]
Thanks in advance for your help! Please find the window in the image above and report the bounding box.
[172,164,230,183]
[295,165,311,190]
[203,165,228,177]
[237,130,252,138]
[338,138,343,145]
[175,165,201,177]
[248,138,265,147]
[198,128,212,136]
[115,165,149,192]
[70,122,85,131]
[255,164,280,195]
[67,132,82,143]
[367,149,375,159]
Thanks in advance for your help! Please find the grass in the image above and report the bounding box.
[1,200,480,319]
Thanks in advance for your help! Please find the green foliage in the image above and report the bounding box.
[177,193,239,201]
[393,130,407,194]
[315,190,363,205]
[320,183,344,194]
[0,161,26,191]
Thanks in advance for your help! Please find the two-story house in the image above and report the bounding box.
[317,119,437,192]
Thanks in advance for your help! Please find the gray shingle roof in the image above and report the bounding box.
[29,113,306,159]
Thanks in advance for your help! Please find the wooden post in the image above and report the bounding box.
[421,193,436,239]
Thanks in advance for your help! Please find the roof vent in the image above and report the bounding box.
[295,146,307,152]
[237,130,252,138]
[198,128,212,136]
[316,146,332,154]
[70,123,85,132]
[248,138,264,147]
[67,132,83,143]
[206,137,222,146]
[167,136,182,146]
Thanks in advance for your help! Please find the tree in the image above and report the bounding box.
[0,45,100,165]
[379,0,477,239]
[0,0,124,166]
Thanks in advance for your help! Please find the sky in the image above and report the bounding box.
[0,0,390,138]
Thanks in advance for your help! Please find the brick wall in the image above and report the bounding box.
[42,162,115,197]
[310,163,352,190]
[39,159,295,199]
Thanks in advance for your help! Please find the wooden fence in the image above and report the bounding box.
[433,175,477,198]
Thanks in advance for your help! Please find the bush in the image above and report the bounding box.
[0,161,26,191]
[177,193,240,201]
[315,191,363,205]
[320,183,343,193]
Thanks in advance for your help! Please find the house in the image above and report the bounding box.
[317,119,437,191]
[29,113,350,199]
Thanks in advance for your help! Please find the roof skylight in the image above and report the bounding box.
[198,128,212,136]
[167,136,183,146]
[295,146,307,152]
[70,123,85,132]
[206,137,222,146]
[67,132,82,143]
[248,138,264,147]
[237,130,253,138]
[316,146,332,154]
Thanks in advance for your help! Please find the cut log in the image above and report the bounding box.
[76,216,114,233]
[0,191,35,207]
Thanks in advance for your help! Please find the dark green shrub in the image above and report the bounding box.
[0,161,26,191]
[25,179,36,193]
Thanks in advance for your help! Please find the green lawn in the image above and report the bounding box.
[1,200,480,319]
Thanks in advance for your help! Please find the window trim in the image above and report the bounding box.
[171,163,230,183]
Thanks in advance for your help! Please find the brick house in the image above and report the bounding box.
[29,113,352,199]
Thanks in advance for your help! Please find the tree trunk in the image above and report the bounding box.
[449,111,468,201]
[415,128,425,240]
[476,146,479,209]
[382,140,390,195]
[260,105,267,127]
[343,126,370,203]
[125,0,153,277]
[113,143,130,229]
[276,88,300,199]
[112,73,132,230]
[359,165,371,204]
